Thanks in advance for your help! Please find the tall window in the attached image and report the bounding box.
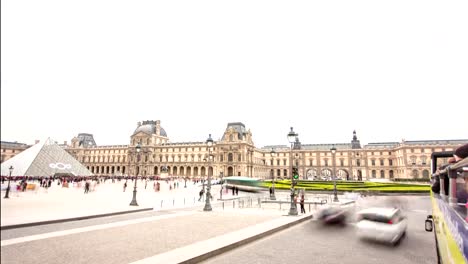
[421,156,427,165]
[380,170,385,178]
[389,170,394,178]
[372,170,376,178]
[228,153,233,162]
[356,159,361,166]
[423,170,429,178]
[380,159,384,166]
[238,154,242,162]
[389,159,393,166]
[283,169,287,177]
[220,155,224,162]
[371,159,376,166]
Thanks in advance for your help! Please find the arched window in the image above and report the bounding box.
[380,170,385,178]
[412,169,419,178]
[389,170,394,178]
[372,170,376,178]
[422,170,429,178]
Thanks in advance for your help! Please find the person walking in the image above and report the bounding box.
[84,181,90,194]
[198,188,205,201]
[123,182,127,192]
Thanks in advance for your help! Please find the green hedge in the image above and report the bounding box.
[260,180,430,193]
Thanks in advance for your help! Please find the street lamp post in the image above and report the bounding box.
[287,127,298,216]
[330,145,339,202]
[270,148,276,200]
[130,144,141,206]
[219,172,224,199]
[4,166,14,199]
[204,134,214,212]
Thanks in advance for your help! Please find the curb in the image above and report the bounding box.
[0,207,154,230]
[131,213,313,264]
[181,214,313,264]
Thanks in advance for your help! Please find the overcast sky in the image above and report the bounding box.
[2,0,467,148]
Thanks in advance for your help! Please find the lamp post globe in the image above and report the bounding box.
[4,166,14,199]
[330,145,339,202]
[204,134,213,212]
[287,127,298,216]
[270,148,277,200]
[130,144,141,206]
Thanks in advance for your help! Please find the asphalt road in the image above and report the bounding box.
[202,196,437,264]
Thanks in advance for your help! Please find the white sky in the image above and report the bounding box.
[2,0,467,148]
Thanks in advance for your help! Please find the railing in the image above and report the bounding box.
[151,192,350,212]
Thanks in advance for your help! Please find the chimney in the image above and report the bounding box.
[35,140,40,144]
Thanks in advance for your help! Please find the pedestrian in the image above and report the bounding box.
[300,194,306,214]
[145,180,148,189]
[232,186,235,195]
[235,186,239,196]
[123,182,127,192]
[84,181,90,194]
[198,188,204,201]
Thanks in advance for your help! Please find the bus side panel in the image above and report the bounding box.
[432,194,468,264]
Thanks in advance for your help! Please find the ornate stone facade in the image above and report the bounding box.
[63,120,467,180]
[0,141,32,163]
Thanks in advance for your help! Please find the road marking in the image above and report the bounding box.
[409,209,428,214]
[1,211,196,247]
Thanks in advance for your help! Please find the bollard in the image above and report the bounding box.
[223,202,225,210]
[173,199,175,206]
[280,202,282,210]
[161,200,163,208]
[258,198,261,208]
[309,204,311,212]
[194,197,195,204]
[184,197,186,205]
[233,200,235,208]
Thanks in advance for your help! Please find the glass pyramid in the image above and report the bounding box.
[1,138,93,177]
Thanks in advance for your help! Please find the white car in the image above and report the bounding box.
[356,207,407,245]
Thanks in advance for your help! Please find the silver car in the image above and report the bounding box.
[356,207,407,245]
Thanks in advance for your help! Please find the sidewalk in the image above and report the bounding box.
[1,181,315,264]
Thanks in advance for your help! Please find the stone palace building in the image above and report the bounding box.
[61,120,467,181]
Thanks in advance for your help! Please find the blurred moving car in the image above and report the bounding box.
[317,206,348,225]
[356,207,407,245]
